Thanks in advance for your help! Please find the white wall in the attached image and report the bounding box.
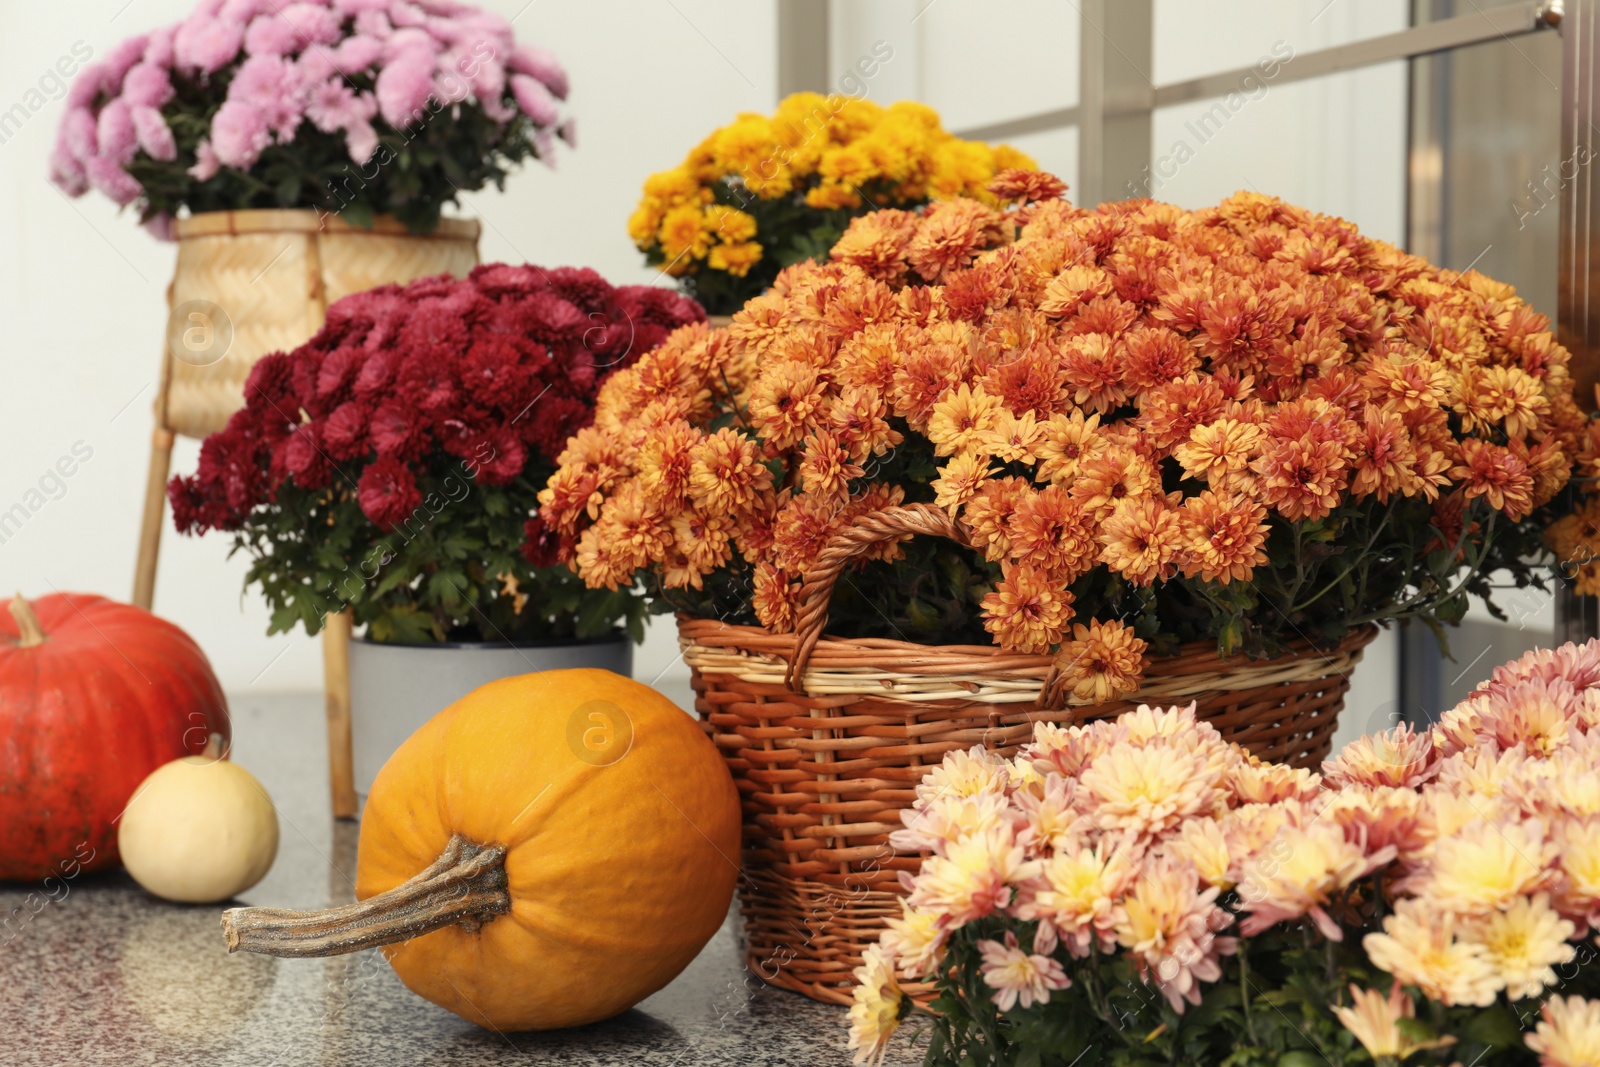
[0,0,775,696]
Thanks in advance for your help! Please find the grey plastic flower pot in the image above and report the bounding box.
[347,633,633,799]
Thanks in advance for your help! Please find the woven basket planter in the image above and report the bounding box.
[679,502,1376,1005]
[161,210,480,439]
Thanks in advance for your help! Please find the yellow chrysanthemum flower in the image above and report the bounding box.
[1528,996,1600,1067]
[704,204,758,244]
[1363,898,1499,1007]
[880,901,947,979]
[1459,892,1575,999]
[847,944,905,1066]
[1405,818,1555,915]
[805,180,863,210]
[708,241,762,277]
[657,203,714,266]
[1331,983,1456,1063]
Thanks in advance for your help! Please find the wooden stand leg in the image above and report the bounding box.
[323,611,359,820]
[133,427,175,611]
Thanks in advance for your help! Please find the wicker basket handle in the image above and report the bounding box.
[785,503,972,690]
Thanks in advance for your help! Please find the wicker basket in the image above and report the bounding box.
[161,210,480,439]
[680,502,1376,1004]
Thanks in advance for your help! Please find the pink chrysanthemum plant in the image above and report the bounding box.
[845,638,1600,1067]
[543,169,1582,698]
[51,0,571,235]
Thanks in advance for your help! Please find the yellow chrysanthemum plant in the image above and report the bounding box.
[546,169,1582,703]
[845,641,1600,1067]
[629,93,1033,315]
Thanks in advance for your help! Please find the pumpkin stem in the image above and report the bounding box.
[9,594,45,648]
[203,732,226,761]
[221,834,509,957]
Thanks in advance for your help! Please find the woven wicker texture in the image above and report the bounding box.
[163,210,480,439]
[682,503,1376,1004]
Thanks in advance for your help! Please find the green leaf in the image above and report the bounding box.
[1274,1053,1323,1067]
[340,199,376,229]
[1461,1005,1524,1049]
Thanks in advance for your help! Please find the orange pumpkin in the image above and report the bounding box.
[223,669,740,1031]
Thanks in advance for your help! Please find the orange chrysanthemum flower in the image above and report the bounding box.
[1173,418,1263,485]
[981,409,1045,464]
[827,384,903,461]
[1098,495,1184,587]
[752,562,800,633]
[1252,435,1349,522]
[634,419,699,508]
[1452,438,1535,520]
[668,510,736,586]
[964,476,1032,561]
[1009,485,1097,580]
[981,563,1074,654]
[932,453,994,513]
[1054,619,1149,703]
[747,359,826,451]
[771,491,846,575]
[1060,333,1126,413]
[1070,446,1159,520]
[1181,491,1271,585]
[927,383,1003,457]
[798,430,865,501]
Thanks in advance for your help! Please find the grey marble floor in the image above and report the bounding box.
[0,691,924,1066]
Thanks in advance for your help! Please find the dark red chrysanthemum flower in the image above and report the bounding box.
[322,401,368,461]
[356,454,423,531]
[283,424,332,490]
[369,402,428,459]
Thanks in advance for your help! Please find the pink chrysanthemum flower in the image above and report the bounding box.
[1165,817,1234,889]
[889,790,1010,856]
[1010,776,1079,853]
[977,931,1071,1010]
[916,745,1011,806]
[1078,739,1226,838]
[1331,983,1456,1062]
[1459,892,1575,1000]
[1236,822,1392,940]
[1321,722,1440,789]
[1315,785,1426,858]
[1022,720,1102,779]
[1013,834,1138,957]
[880,901,948,979]
[1227,757,1320,805]
[1473,677,1579,756]
[1113,855,1237,1012]
[908,824,1035,925]
[846,945,905,1067]
[1552,816,1600,931]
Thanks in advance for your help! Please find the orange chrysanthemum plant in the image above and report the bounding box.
[546,170,1582,701]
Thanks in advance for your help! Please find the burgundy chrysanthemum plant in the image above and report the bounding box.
[169,263,704,644]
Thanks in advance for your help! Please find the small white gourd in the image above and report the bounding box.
[118,734,279,903]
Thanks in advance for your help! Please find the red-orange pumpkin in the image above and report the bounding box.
[0,593,229,880]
